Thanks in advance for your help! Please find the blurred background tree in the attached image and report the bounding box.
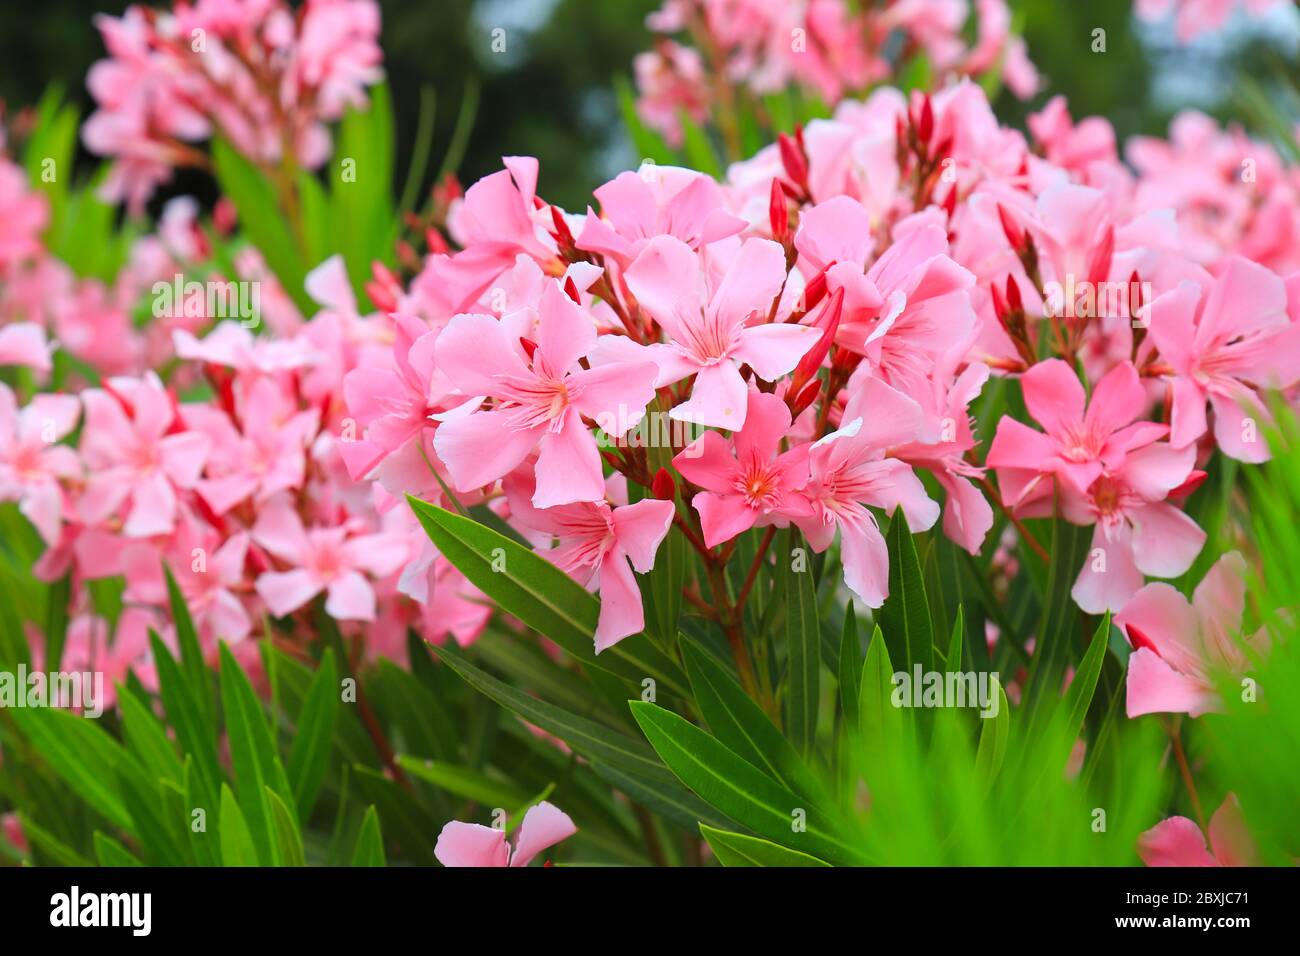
[1,0,1295,215]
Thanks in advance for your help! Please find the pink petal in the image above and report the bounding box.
[1020,359,1086,438]
[1138,815,1218,867]
[707,237,787,329]
[610,499,674,573]
[693,490,758,549]
[672,430,739,493]
[325,571,377,622]
[434,821,510,868]
[1207,794,1257,867]
[433,408,541,494]
[593,552,646,652]
[1071,523,1144,614]
[251,503,311,565]
[1084,361,1143,436]
[1130,502,1205,579]
[256,569,324,618]
[536,281,597,377]
[672,361,748,430]
[1208,390,1269,463]
[533,407,605,508]
[839,510,890,608]
[569,361,658,433]
[434,312,531,396]
[732,323,820,381]
[1115,582,1202,678]
[624,235,703,345]
[1126,647,1216,718]
[509,801,576,866]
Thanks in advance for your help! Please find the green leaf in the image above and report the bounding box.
[118,688,183,788]
[286,647,339,819]
[212,140,309,313]
[700,824,831,867]
[587,759,733,833]
[613,73,679,165]
[1025,518,1092,706]
[880,516,935,672]
[183,757,220,867]
[397,756,528,810]
[975,677,1010,783]
[681,640,825,806]
[858,624,904,756]
[434,644,662,777]
[1058,612,1112,743]
[218,785,260,867]
[94,832,144,868]
[839,602,861,723]
[220,643,295,866]
[151,630,223,810]
[8,707,132,832]
[408,498,687,696]
[351,806,386,867]
[630,702,866,865]
[266,787,306,867]
[782,530,820,755]
[164,564,214,729]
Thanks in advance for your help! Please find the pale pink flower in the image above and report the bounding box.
[576,164,745,267]
[0,322,53,373]
[433,281,658,508]
[673,390,813,549]
[0,384,80,545]
[1139,794,1258,867]
[796,376,939,607]
[1115,551,1264,718]
[252,499,408,621]
[0,160,48,270]
[78,376,211,538]
[1148,257,1300,462]
[622,235,819,430]
[506,472,674,651]
[434,801,576,868]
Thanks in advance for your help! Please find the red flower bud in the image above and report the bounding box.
[563,276,581,303]
[519,337,539,362]
[651,467,676,501]
[998,205,1026,254]
[778,131,809,193]
[1005,275,1024,314]
[769,179,789,243]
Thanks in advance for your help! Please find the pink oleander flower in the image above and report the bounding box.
[673,390,812,549]
[58,608,167,712]
[987,360,1170,500]
[428,157,559,313]
[1138,793,1258,867]
[339,312,452,481]
[0,160,48,270]
[1115,551,1264,718]
[79,375,211,538]
[633,41,710,148]
[892,361,994,555]
[576,164,745,268]
[252,499,408,621]
[187,377,320,514]
[795,201,977,404]
[434,801,576,868]
[987,359,1204,612]
[433,281,658,508]
[1148,257,1300,463]
[621,235,819,430]
[0,384,80,546]
[796,376,939,607]
[506,471,674,651]
[0,323,53,371]
[123,516,253,645]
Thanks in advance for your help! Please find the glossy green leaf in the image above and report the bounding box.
[782,530,820,755]
[880,516,934,672]
[287,647,339,819]
[351,806,386,867]
[700,824,831,867]
[218,784,259,867]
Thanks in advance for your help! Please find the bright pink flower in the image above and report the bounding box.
[434,801,576,868]
[79,376,211,538]
[252,500,408,621]
[433,281,658,508]
[0,384,80,545]
[1148,257,1300,462]
[58,608,167,712]
[124,516,254,646]
[340,313,452,480]
[1115,551,1264,718]
[796,376,939,607]
[673,390,812,549]
[0,160,48,270]
[986,359,1169,501]
[189,378,319,514]
[1138,793,1258,867]
[506,472,674,651]
[428,157,558,312]
[893,362,994,555]
[576,164,745,267]
[622,235,819,430]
